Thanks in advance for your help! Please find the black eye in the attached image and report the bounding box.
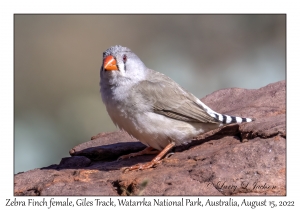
[122,54,127,63]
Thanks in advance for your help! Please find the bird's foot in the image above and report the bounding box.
[117,147,159,161]
[121,142,176,173]
[122,160,162,173]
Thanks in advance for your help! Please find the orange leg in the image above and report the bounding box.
[123,142,176,172]
[118,147,159,160]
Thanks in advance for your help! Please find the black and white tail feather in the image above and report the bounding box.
[212,112,253,124]
[196,98,254,125]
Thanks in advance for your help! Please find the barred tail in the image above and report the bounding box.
[194,98,254,124]
[213,113,254,124]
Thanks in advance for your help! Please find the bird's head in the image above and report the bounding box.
[100,45,148,86]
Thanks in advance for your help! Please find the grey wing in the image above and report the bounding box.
[135,76,219,124]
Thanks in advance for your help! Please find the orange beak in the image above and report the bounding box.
[103,55,118,71]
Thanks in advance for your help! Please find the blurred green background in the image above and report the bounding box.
[14,15,285,173]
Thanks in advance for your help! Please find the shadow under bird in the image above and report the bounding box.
[100,45,253,171]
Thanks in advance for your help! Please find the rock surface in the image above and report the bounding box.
[14,80,286,196]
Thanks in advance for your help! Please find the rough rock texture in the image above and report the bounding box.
[14,80,286,196]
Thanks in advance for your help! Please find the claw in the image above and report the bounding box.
[122,167,131,173]
[117,154,133,161]
[165,152,174,159]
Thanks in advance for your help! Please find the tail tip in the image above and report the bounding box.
[246,117,256,122]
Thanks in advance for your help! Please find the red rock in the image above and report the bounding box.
[14,80,286,195]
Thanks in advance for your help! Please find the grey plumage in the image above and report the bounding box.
[132,71,219,124]
[100,45,253,151]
